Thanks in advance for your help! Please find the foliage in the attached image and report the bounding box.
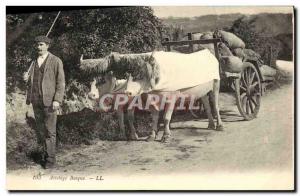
[6,7,164,93]
[162,24,185,41]
[275,33,293,61]
[6,91,153,169]
[229,16,282,66]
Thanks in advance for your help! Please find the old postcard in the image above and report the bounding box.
[6,6,294,190]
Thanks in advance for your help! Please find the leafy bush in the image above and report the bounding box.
[7,7,164,94]
[229,16,282,67]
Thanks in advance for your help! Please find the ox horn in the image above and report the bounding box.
[80,54,83,64]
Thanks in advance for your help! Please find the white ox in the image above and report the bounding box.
[123,50,224,142]
[87,71,139,140]
[85,49,224,142]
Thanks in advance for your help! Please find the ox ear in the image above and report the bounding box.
[110,52,115,60]
[126,72,133,81]
[104,71,114,82]
[108,70,113,76]
[149,78,155,89]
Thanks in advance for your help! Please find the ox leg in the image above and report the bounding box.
[147,106,159,142]
[161,108,174,143]
[117,108,127,140]
[127,109,138,140]
[208,91,217,118]
[212,79,224,131]
[201,95,215,129]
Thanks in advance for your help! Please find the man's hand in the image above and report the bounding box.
[23,72,29,82]
[52,101,60,110]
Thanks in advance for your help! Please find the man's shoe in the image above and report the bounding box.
[43,161,56,169]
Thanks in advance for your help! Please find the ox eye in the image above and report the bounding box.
[95,78,105,86]
[98,79,105,85]
[96,82,101,87]
[94,77,103,84]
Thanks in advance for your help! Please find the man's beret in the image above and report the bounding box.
[35,35,51,44]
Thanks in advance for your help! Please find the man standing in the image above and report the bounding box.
[23,35,65,169]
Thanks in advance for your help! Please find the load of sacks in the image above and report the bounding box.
[174,30,264,74]
[202,30,261,73]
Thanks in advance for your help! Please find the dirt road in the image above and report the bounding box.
[7,84,294,189]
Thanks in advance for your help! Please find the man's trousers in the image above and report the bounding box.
[32,102,57,164]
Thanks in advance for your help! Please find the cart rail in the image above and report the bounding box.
[161,36,222,61]
[161,38,222,46]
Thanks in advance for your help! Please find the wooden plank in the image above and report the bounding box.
[214,42,220,61]
[187,33,193,53]
[164,38,171,51]
[161,38,221,46]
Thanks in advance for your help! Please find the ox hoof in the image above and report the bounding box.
[146,131,157,142]
[161,134,171,143]
[146,135,155,142]
[216,125,224,131]
[207,123,215,130]
[129,132,139,141]
[154,134,160,140]
[118,133,127,141]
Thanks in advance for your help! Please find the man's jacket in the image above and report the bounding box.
[26,52,65,106]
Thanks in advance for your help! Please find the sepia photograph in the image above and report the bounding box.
[5,5,294,190]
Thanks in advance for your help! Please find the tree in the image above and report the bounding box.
[229,16,281,67]
[6,7,164,93]
[6,13,39,46]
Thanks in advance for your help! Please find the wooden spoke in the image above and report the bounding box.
[240,92,247,100]
[249,98,254,113]
[250,81,259,89]
[241,75,247,87]
[244,69,248,85]
[247,68,251,85]
[243,70,249,84]
[246,99,250,114]
[240,85,247,92]
[242,93,247,100]
[249,97,258,107]
[241,95,247,111]
[249,71,255,84]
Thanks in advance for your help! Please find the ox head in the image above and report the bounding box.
[88,71,117,100]
[124,73,154,96]
[80,54,116,100]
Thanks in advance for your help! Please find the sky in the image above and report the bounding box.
[152,6,293,18]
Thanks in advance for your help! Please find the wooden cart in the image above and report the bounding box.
[161,34,264,120]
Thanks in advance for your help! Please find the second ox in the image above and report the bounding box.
[80,49,224,142]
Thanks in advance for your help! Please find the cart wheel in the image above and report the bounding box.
[235,62,261,120]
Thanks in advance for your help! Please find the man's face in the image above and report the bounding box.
[36,42,49,55]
